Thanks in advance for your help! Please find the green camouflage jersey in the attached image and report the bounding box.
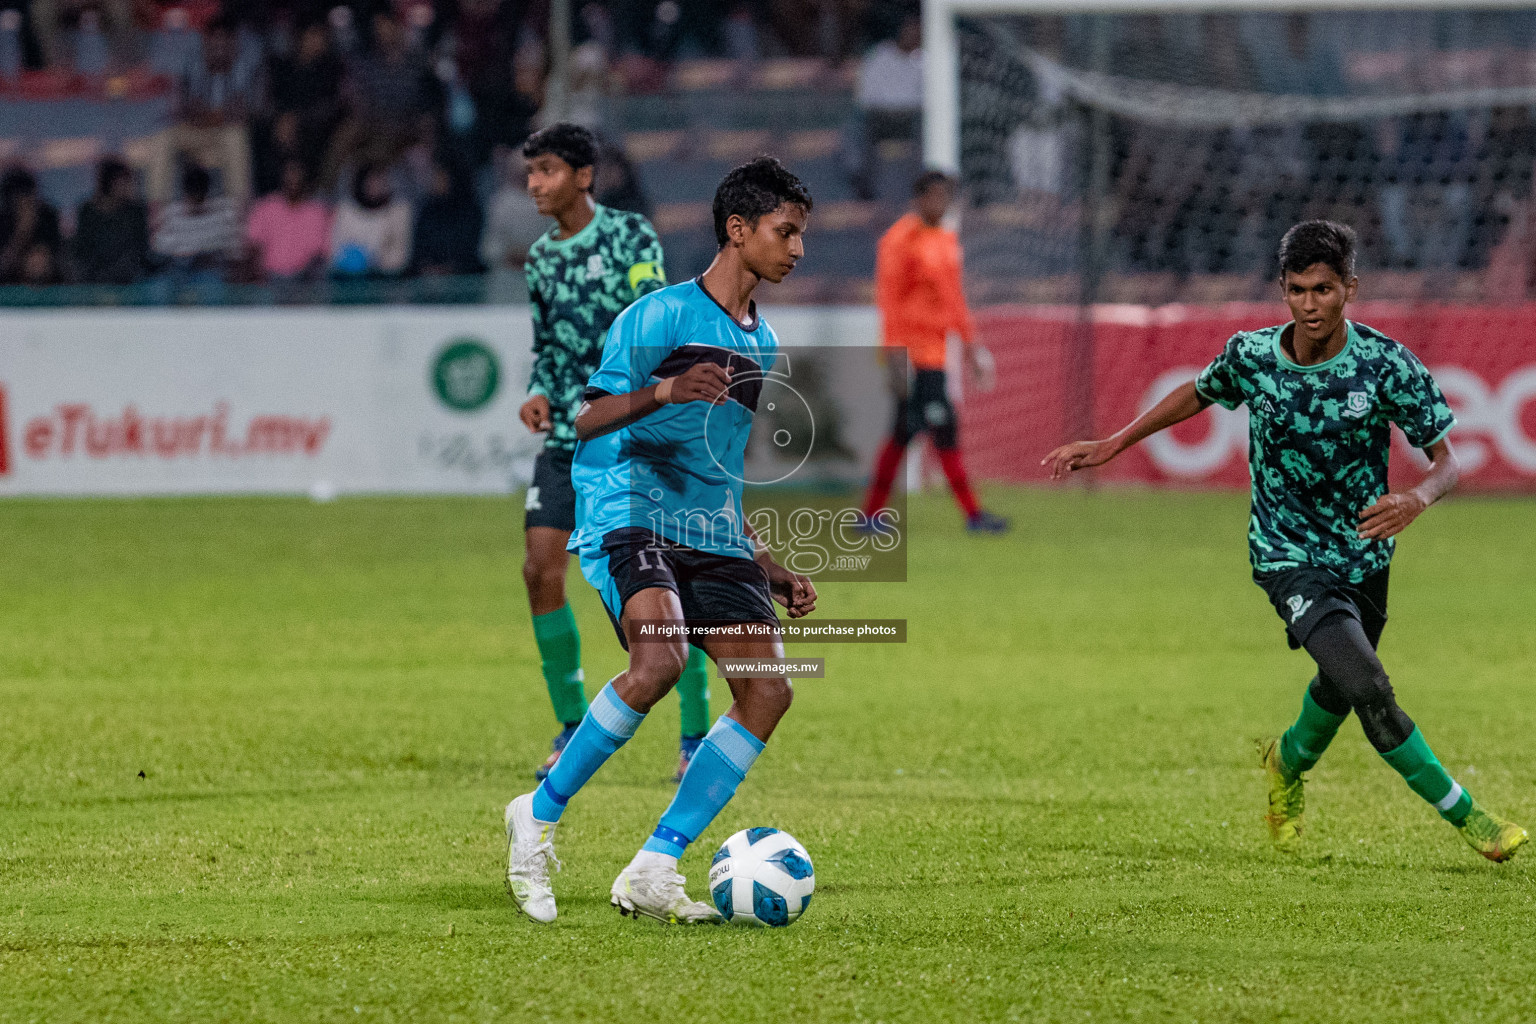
[524,204,666,451]
[1195,320,1456,583]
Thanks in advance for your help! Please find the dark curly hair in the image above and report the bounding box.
[1278,220,1356,281]
[912,169,954,196]
[712,156,813,247]
[522,122,598,174]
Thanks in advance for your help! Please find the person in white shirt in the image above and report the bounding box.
[330,162,412,277]
[847,14,923,200]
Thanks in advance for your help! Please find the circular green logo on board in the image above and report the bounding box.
[432,339,500,412]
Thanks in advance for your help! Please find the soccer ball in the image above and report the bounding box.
[708,827,815,926]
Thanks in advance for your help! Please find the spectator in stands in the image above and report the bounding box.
[0,167,62,285]
[408,157,482,276]
[149,14,264,207]
[246,158,331,281]
[1379,111,1474,269]
[722,1,760,61]
[258,19,345,193]
[28,0,135,70]
[152,163,242,283]
[1239,13,1344,97]
[330,161,412,277]
[481,146,546,271]
[592,137,650,218]
[324,9,443,188]
[73,157,150,284]
[443,0,532,164]
[1470,106,1536,267]
[847,13,922,200]
[152,164,245,291]
[565,38,611,132]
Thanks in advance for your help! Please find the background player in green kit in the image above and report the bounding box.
[518,123,712,783]
[1044,220,1527,864]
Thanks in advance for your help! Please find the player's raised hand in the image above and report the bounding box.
[1358,491,1428,540]
[659,361,733,405]
[519,395,552,433]
[1042,439,1119,480]
[765,562,817,618]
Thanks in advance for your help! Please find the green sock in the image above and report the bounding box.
[1379,727,1474,824]
[531,603,586,725]
[675,645,710,739]
[1278,682,1348,779]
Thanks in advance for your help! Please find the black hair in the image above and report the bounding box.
[712,156,812,247]
[1,166,37,202]
[1278,220,1356,281]
[352,162,390,209]
[522,122,598,174]
[181,163,211,200]
[97,157,132,194]
[912,169,954,197]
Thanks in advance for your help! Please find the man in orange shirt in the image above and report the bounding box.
[861,171,1007,533]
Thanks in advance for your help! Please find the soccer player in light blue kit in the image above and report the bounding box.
[504,157,819,924]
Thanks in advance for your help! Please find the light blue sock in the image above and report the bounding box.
[642,716,765,857]
[531,682,645,823]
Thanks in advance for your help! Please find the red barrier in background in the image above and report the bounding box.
[963,302,1536,492]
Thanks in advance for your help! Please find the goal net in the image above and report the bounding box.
[935,5,1536,490]
[951,7,1536,306]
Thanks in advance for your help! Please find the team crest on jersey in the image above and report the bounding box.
[1287,594,1313,623]
[585,254,605,280]
[1343,391,1371,418]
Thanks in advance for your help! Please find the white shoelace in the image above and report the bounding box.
[513,840,562,886]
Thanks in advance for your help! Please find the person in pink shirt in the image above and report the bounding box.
[245,160,332,281]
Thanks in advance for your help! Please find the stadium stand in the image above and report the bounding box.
[0,1,923,306]
[12,4,1536,308]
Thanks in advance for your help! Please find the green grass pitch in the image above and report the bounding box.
[3,488,1534,1023]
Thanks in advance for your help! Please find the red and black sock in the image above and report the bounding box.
[935,447,980,518]
[862,438,907,518]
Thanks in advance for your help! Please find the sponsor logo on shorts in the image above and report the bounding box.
[525,485,542,511]
[1287,595,1314,623]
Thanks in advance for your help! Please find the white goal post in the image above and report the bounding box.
[921,0,1536,174]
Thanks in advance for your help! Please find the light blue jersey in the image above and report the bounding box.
[569,277,780,564]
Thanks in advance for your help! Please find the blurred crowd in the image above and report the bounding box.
[0,0,919,289]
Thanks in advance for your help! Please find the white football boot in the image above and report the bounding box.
[610,852,721,924]
[504,793,560,923]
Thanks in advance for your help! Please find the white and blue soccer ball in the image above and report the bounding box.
[709,827,815,927]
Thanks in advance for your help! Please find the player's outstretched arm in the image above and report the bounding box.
[574,362,733,441]
[1358,437,1460,541]
[1042,380,1209,480]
